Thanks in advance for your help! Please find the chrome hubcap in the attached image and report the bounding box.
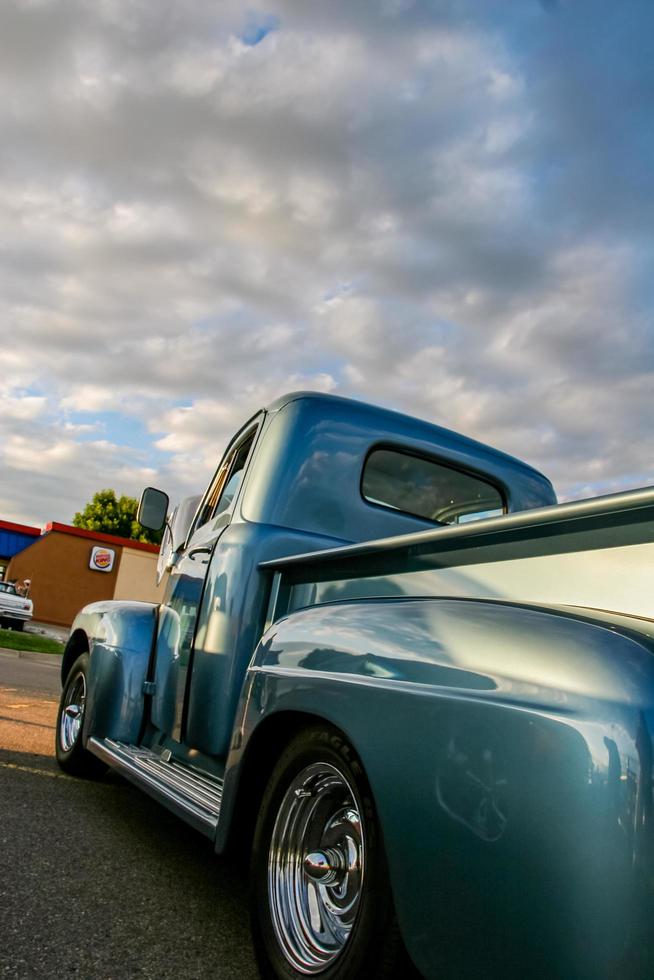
[268,762,365,975]
[60,671,86,752]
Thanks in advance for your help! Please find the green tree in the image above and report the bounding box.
[73,489,162,544]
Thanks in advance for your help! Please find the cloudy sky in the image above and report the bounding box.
[2,0,653,527]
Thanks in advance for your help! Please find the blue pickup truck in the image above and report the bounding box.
[56,391,654,979]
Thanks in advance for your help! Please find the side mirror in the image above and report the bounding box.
[137,487,169,532]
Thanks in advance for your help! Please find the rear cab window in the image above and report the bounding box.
[362,447,505,526]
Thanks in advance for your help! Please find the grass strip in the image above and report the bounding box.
[0,628,65,655]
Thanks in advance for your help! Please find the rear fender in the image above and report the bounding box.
[64,600,158,744]
[225,597,654,980]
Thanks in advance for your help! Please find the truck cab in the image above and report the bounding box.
[128,391,556,764]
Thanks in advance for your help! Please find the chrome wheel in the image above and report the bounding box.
[268,761,365,975]
[59,671,86,752]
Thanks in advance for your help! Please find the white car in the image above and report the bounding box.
[0,581,33,631]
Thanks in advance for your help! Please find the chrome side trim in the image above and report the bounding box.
[88,737,223,838]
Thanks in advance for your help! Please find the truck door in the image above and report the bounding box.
[150,421,259,742]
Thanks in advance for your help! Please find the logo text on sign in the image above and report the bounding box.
[90,546,115,573]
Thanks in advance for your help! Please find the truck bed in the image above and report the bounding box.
[262,484,654,626]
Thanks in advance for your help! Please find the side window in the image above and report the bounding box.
[212,432,254,521]
[362,447,505,526]
[193,428,257,533]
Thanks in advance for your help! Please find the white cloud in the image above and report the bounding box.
[60,386,124,413]
[1,0,652,526]
[0,393,47,420]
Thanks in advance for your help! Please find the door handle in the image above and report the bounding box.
[189,546,212,561]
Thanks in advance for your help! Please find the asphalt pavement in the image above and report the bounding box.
[0,655,259,980]
[0,652,61,696]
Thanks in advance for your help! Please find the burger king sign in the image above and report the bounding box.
[90,546,115,573]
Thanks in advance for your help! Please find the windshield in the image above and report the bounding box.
[0,583,18,595]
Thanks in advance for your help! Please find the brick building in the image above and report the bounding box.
[7,522,164,628]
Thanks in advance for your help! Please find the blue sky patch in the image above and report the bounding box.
[68,411,167,460]
[240,12,279,46]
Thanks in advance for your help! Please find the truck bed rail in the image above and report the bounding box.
[261,485,654,626]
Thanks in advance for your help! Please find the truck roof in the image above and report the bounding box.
[265,389,552,488]
[239,390,557,543]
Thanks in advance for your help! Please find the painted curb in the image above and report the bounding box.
[0,647,62,666]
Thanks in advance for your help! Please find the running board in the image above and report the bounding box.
[88,737,223,839]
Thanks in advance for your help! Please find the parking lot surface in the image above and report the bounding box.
[0,656,259,980]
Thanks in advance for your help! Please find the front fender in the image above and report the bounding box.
[229,597,654,980]
[65,600,158,745]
